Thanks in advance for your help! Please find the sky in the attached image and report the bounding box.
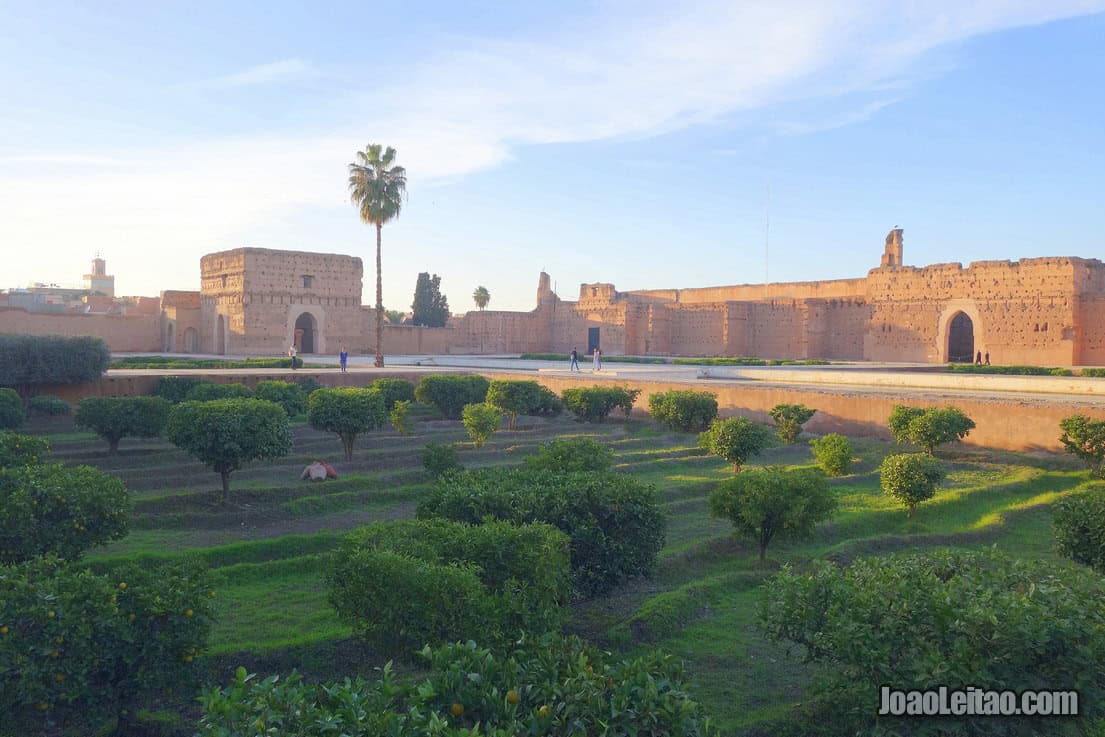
[1,1,1103,312]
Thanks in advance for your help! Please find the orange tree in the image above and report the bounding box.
[307,387,387,461]
[165,398,292,500]
[74,396,171,454]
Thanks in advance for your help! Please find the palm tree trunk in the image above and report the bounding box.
[375,222,384,368]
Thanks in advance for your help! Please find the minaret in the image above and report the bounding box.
[536,271,556,305]
[84,255,116,296]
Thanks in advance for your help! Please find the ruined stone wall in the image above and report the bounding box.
[627,277,866,304]
[0,307,161,351]
[669,305,727,356]
[864,259,1083,364]
[744,301,811,359]
[805,299,870,360]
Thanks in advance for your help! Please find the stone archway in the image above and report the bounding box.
[947,312,975,363]
[165,322,175,353]
[294,312,317,354]
[183,327,199,353]
[216,315,227,355]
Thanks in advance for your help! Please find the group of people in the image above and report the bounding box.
[568,347,602,372]
[286,344,350,372]
[975,350,991,365]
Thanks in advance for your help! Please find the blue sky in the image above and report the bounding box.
[2,1,1103,311]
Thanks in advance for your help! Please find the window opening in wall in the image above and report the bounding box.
[302,275,314,289]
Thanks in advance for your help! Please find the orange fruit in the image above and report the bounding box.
[54,674,65,682]
[46,610,56,619]
[118,582,127,590]
[183,655,193,663]
[450,703,464,717]
[208,591,216,599]
[127,613,136,622]
[54,636,63,644]
[506,690,520,704]
[0,626,9,635]
[538,705,550,718]
[184,609,194,618]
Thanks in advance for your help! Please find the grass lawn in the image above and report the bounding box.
[34,406,1096,735]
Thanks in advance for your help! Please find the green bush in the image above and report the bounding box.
[671,357,830,366]
[708,466,834,562]
[0,556,213,735]
[947,363,1066,376]
[761,548,1105,735]
[769,403,816,444]
[154,376,211,404]
[419,468,665,597]
[698,417,771,473]
[0,463,129,563]
[184,382,253,402]
[524,437,614,473]
[74,396,171,454]
[390,399,413,435]
[1082,368,1105,378]
[533,385,563,417]
[197,637,717,737]
[166,398,292,500]
[561,385,640,422]
[0,334,110,394]
[486,379,543,429]
[27,395,70,417]
[462,402,502,448]
[371,378,416,411]
[648,390,718,432]
[879,452,945,516]
[253,380,308,417]
[414,375,490,419]
[293,376,323,396]
[810,433,853,476]
[111,355,303,370]
[306,387,387,461]
[328,519,570,653]
[0,432,50,469]
[888,405,975,453]
[0,388,24,429]
[423,443,462,477]
[1054,492,1105,572]
[1059,415,1105,478]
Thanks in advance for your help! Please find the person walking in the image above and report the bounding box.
[975,350,982,365]
[289,344,298,370]
[593,347,602,372]
[984,351,990,365]
[339,344,348,373]
[569,347,579,372]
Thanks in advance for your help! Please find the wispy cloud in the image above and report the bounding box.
[200,58,314,89]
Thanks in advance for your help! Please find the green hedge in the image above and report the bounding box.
[414,375,490,419]
[0,388,24,430]
[946,363,1073,376]
[672,357,830,366]
[648,390,718,431]
[328,519,570,653]
[561,386,640,422]
[27,395,70,416]
[523,437,614,473]
[253,380,309,416]
[486,379,543,428]
[370,378,416,411]
[155,377,211,403]
[184,382,253,402]
[0,334,110,391]
[418,468,665,596]
[74,396,172,454]
[1054,492,1105,572]
[197,636,717,737]
[110,356,305,369]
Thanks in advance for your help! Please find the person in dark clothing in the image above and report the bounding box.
[975,351,982,365]
[569,348,580,372]
[984,351,990,365]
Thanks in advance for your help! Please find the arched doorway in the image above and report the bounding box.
[165,322,175,353]
[294,312,317,354]
[216,315,227,355]
[183,327,199,353]
[948,312,974,363]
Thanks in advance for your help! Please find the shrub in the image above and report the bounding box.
[1082,368,1105,378]
[414,375,490,419]
[761,548,1105,735]
[390,399,413,435]
[0,556,213,735]
[462,402,502,448]
[293,376,323,396]
[0,334,110,396]
[166,398,292,500]
[253,380,308,417]
[0,388,24,430]
[419,468,665,596]
[0,463,129,563]
[328,519,570,653]
[1054,492,1105,572]
[307,387,387,461]
[423,443,462,478]
[769,403,816,444]
[1059,415,1105,478]
[889,405,975,453]
[184,382,253,402]
[698,417,771,473]
[486,379,543,429]
[370,378,416,411]
[879,452,945,516]
[197,637,717,737]
[810,433,853,476]
[561,385,640,422]
[74,396,171,454]
[648,390,718,432]
[708,466,835,562]
[27,395,70,417]
[0,432,50,469]
[154,376,211,404]
[524,437,614,473]
[533,385,563,417]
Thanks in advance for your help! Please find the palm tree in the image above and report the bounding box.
[348,145,407,367]
[473,286,490,311]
